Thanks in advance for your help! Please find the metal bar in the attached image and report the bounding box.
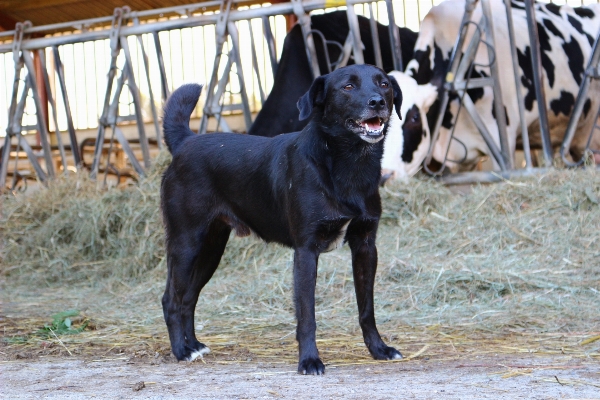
[22,50,55,178]
[460,91,507,170]
[12,79,48,182]
[451,77,495,90]
[227,21,253,131]
[91,8,125,178]
[38,49,68,174]
[0,135,12,191]
[335,33,354,70]
[119,35,151,168]
[199,0,232,135]
[367,3,383,70]
[503,0,531,169]
[453,18,482,83]
[52,46,81,166]
[1,1,361,53]
[0,0,231,38]
[385,0,402,71]
[152,31,170,102]
[481,0,511,170]
[248,20,266,104]
[102,125,118,187]
[524,0,553,166]
[9,139,20,191]
[17,136,48,182]
[262,16,278,76]
[561,26,600,167]
[291,0,321,78]
[425,0,479,173]
[134,18,162,148]
[438,167,551,185]
[1,39,25,190]
[345,1,365,65]
[114,127,145,176]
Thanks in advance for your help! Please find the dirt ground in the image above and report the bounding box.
[2,353,599,399]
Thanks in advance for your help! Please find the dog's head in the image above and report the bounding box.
[297,64,402,144]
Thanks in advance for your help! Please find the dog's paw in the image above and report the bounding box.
[186,344,210,362]
[371,345,403,361]
[173,343,210,362]
[298,357,325,375]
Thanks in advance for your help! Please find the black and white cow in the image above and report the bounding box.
[394,0,600,172]
[248,11,429,178]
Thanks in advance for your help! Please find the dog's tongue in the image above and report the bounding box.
[361,117,382,131]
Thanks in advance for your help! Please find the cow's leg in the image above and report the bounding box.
[293,246,324,375]
[162,220,231,361]
[347,219,402,360]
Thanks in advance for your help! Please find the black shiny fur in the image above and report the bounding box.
[161,64,403,375]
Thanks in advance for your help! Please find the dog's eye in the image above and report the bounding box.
[344,84,354,90]
[380,81,389,88]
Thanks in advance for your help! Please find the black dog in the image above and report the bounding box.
[161,64,403,375]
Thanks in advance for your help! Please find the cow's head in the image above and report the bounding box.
[381,71,437,180]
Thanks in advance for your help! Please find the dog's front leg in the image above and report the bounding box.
[293,247,325,375]
[348,225,403,361]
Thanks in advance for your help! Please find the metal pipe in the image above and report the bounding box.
[120,35,151,168]
[248,20,266,104]
[345,1,365,65]
[524,0,553,166]
[133,17,162,149]
[199,0,232,135]
[262,16,278,76]
[385,0,402,71]
[424,0,479,173]
[292,0,322,78]
[38,49,68,174]
[22,50,55,178]
[0,0,388,54]
[503,0,531,169]
[460,92,507,170]
[227,21,253,131]
[438,167,551,185]
[13,79,48,182]
[367,3,383,70]
[91,8,126,178]
[52,46,81,166]
[481,0,511,170]
[152,32,170,102]
[560,27,600,167]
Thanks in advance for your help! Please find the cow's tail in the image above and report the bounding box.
[163,83,202,154]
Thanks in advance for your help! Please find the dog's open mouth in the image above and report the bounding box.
[347,117,386,143]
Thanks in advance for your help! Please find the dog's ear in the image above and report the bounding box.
[389,75,403,120]
[297,75,326,121]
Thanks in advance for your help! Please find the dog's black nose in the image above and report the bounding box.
[368,95,386,110]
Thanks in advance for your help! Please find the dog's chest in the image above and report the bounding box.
[318,219,352,253]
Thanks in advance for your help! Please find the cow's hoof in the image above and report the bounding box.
[298,357,325,375]
[371,345,403,361]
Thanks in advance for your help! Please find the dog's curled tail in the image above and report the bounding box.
[163,83,202,154]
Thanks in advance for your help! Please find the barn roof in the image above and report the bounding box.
[0,0,273,32]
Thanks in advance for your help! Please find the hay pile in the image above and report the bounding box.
[1,156,599,362]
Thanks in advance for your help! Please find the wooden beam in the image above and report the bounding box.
[0,10,18,31]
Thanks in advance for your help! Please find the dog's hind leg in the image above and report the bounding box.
[347,220,403,361]
[162,220,231,361]
[293,247,325,375]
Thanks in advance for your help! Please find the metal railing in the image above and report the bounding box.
[2,0,599,190]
